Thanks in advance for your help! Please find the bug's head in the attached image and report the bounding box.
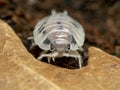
[50,38,70,53]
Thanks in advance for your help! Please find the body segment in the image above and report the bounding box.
[32,10,85,68]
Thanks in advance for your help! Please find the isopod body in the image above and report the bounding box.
[32,10,85,68]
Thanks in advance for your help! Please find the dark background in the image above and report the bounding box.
[0,0,120,68]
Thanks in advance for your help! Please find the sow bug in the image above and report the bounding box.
[29,10,85,68]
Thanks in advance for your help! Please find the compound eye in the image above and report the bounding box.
[67,44,70,51]
[50,44,55,51]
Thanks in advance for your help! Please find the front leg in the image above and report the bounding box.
[37,51,59,63]
[63,51,83,68]
[27,36,36,49]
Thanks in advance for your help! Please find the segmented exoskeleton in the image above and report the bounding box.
[29,10,85,68]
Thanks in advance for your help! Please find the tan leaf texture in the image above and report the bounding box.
[0,19,120,90]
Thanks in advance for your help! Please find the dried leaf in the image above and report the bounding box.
[0,20,120,90]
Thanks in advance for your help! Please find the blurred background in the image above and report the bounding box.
[0,0,120,63]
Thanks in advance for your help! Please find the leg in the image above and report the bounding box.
[37,53,51,63]
[27,36,36,49]
[78,47,84,52]
[37,51,59,63]
[63,51,83,68]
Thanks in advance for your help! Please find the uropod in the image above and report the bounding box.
[29,10,85,68]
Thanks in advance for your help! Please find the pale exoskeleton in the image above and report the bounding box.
[29,10,85,68]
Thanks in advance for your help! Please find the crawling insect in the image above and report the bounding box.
[29,10,85,68]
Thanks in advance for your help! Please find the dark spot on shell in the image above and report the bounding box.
[71,22,77,28]
[71,35,77,44]
[43,38,50,44]
[42,30,46,34]
[39,27,45,33]
[57,22,61,24]
[58,26,63,29]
